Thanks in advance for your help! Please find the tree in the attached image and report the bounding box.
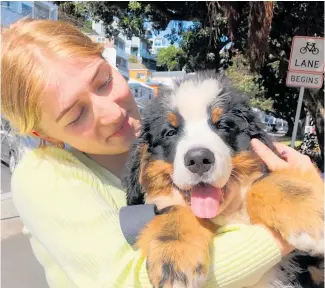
[72,1,324,167]
[256,2,324,152]
[225,54,274,111]
[53,1,92,33]
[157,46,182,71]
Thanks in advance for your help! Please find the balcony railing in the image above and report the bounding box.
[114,45,128,60]
[140,49,156,60]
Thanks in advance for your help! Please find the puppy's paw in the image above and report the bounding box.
[247,167,324,256]
[136,206,215,288]
[146,240,208,288]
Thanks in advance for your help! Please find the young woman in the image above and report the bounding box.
[2,18,310,288]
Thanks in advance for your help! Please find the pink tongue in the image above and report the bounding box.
[191,186,222,219]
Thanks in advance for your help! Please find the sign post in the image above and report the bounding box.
[286,36,324,148]
[290,87,305,148]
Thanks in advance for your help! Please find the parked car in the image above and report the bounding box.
[1,116,40,173]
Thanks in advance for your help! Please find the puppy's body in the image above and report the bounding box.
[123,71,324,288]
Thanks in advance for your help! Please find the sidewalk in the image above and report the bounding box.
[1,194,49,288]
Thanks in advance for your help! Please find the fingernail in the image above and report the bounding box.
[281,151,287,157]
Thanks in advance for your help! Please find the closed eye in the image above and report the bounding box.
[97,75,113,93]
[69,106,87,126]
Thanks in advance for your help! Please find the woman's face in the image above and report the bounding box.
[39,56,141,155]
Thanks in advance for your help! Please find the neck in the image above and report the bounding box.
[86,152,129,179]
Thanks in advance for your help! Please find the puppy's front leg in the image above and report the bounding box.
[247,167,324,256]
[136,206,215,288]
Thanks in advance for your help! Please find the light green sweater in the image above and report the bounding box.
[11,146,281,288]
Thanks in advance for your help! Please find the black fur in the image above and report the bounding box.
[122,71,275,205]
[121,70,323,287]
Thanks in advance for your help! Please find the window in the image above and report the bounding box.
[34,4,50,19]
[1,2,10,8]
[136,73,146,80]
[134,88,139,98]
[96,37,105,43]
[119,41,125,50]
[155,40,162,47]
[21,3,32,17]
[6,1,19,12]
[131,47,138,56]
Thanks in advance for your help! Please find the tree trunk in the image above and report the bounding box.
[304,88,324,168]
[285,117,294,137]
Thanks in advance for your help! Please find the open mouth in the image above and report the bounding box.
[172,181,224,219]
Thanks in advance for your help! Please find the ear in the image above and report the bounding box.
[246,108,281,157]
[233,102,280,157]
[122,136,150,205]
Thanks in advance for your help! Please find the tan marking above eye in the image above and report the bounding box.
[212,107,223,124]
[168,113,178,128]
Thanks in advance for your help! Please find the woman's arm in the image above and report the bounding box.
[12,150,282,288]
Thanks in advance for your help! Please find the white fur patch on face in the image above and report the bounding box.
[171,79,223,121]
[171,79,232,189]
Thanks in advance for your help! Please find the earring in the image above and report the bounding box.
[57,142,65,149]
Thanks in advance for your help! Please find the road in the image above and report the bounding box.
[1,164,49,288]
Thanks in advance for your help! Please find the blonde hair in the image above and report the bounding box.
[1,18,104,135]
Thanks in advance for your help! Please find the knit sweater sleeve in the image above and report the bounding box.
[11,148,281,288]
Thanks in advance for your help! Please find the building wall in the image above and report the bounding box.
[1,1,58,27]
[90,21,129,80]
[129,69,152,83]
[146,84,160,97]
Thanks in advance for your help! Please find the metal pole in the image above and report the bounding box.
[291,86,305,148]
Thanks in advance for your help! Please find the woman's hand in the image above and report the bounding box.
[251,138,317,173]
[250,139,321,257]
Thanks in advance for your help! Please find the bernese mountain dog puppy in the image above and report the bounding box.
[123,71,324,288]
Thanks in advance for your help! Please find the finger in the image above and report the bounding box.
[273,142,312,166]
[250,139,288,171]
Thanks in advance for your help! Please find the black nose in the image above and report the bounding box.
[184,148,215,175]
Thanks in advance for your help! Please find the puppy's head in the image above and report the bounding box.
[123,71,275,218]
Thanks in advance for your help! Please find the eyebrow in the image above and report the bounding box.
[90,60,105,84]
[55,99,79,123]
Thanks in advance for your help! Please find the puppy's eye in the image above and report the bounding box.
[216,122,231,132]
[166,129,177,137]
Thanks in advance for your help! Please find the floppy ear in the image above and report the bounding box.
[231,99,280,157]
[122,135,150,205]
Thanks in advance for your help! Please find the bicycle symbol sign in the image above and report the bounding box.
[300,42,319,55]
[289,36,324,73]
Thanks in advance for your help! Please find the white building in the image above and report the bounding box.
[148,35,170,55]
[91,21,129,80]
[1,1,58,26]
[123,35,157,71]
[128,79,154,103]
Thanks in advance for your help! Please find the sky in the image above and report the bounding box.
[145,20,195,45]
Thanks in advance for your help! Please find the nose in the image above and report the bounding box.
[184,148,215,175]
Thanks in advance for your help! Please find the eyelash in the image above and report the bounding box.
[69,107,87,126]
[98,75,113,91]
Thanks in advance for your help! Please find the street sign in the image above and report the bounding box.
[286,71,323,89]
[287,36,324,148]
[289,36,324,73]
